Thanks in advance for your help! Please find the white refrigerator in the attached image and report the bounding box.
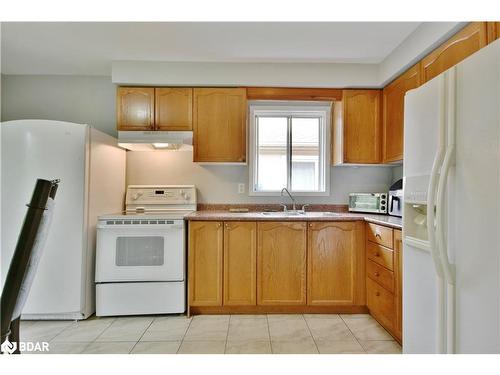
[403,40,500,353]
[1,120,126,320]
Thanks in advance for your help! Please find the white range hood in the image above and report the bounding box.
[117,131,193,151]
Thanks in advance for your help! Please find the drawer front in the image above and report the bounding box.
[367,259,394,293]
[366,241,394,271]
[367,278,395,331]
[366,223,393,248]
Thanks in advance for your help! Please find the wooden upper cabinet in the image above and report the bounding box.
[155,88,193,131]
[223,221,257,306]
[193,88,247,162]
[188,221,223,306]
[257,222,307,305]
[421,22,488,83]
[333,89,382,165]
[307,221,365,306]
[116,87,155,131]
[487,22,500,44]
[382,64,421,163]
[394,229,403,342]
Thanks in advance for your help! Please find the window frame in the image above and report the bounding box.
[248,101,331,196]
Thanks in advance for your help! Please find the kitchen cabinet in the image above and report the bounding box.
[257,222,307,305]
[421,22,488,83]
[487,22,500,43]
[332,89,382,165]
[155,88,193,131]
[223,221,257,306]
[307,222,365,306]
[188,221,223,306]
[365,222,402,343]
[193,88,247,162]
[116,87,155,131]
[394,229,403,341]
[382,63,421,163]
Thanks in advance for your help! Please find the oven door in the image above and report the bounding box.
[95,220,184,283]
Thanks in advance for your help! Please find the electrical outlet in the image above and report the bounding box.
[238,183,245,194]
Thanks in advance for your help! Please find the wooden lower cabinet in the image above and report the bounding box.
[188,221,223,306]
[365,223,402,343]
[394,229,403,341]
[223,221,257,305]
[307,221,365,306]
[257,222,307,305]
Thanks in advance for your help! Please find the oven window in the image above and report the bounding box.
[115,237,164,266]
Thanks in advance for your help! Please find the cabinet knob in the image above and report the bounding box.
[375,253,380,257]
[309,223,313,227]
[374,272,380,277]
[217,223,221,228]
[375,292,380,297]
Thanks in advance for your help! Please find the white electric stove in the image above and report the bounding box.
[95,185,196,316]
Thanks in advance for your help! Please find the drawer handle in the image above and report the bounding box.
[374,272,380,277]
[375,253,380,257]
[375,292,380,297]
[375,233,382,239]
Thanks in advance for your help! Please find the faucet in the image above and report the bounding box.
[280,188,296,211]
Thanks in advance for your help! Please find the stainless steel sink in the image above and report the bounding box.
[260,210,305,216]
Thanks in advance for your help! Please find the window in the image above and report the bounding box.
[249,102,330,196]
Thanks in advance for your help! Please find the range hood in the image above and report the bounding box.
[117,131,193,151]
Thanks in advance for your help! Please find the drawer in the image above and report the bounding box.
[366,223,393,248]
[366,241,394,271]
[367,278,395,331]
[367,259,394,293]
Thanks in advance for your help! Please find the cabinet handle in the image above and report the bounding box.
[375,252,380,257]
[217,223,221,228]
[225,223,230,229]
[375,233,382,239]
[375,292,380,297]
[374,272,380,277]
[309,223,313,227]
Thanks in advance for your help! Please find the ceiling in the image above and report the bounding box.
[1,22,421,75]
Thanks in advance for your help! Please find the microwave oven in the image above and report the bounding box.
[348,193,387,214]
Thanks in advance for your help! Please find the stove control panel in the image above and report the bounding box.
[125,185,197,210]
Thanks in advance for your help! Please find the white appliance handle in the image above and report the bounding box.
[435,69,457,354]
[426,74,447,354]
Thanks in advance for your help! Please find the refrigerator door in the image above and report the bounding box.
[403,77,443,353]
[1,120,88,318]
[453,40,500,353]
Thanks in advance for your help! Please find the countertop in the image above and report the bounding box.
[186,211,402,229]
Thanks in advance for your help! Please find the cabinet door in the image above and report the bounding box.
[394,229,403,341]
[333,90,382,164]
[155,88,193,131]
[421,22,488,83]
[223,221,257,306]
[487,22,500,44]
[257,222,307,305]
[193,88,247,162]
[188,221,223,306]
[307,221,365,306]
[382,63,421,163]
[116,87,155,131]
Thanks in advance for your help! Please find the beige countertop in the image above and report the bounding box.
[186,211,402,229]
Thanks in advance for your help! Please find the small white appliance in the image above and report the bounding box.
[1,120,126,319]
[348,192,387,214]
[95,185,197,316]
[403,40,500,353]
[117,130,193,151]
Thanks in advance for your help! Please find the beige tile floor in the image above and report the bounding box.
[20,313,401,354]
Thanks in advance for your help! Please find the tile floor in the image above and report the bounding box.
[20,313,401,354]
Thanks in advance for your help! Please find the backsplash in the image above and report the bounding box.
[126,150,396,204]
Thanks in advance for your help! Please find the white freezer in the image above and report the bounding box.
[1,120,126,319]
[403,40,500,353]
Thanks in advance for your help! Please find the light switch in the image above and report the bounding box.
[238,183,245,194]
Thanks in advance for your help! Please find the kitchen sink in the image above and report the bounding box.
[260,210,305,216]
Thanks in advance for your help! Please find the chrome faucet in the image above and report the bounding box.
[280,188,296,211]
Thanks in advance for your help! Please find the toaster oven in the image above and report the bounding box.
[348,193,388,214]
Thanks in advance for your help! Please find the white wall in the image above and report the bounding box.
[1,75,117,136]
[126,150,394,204]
